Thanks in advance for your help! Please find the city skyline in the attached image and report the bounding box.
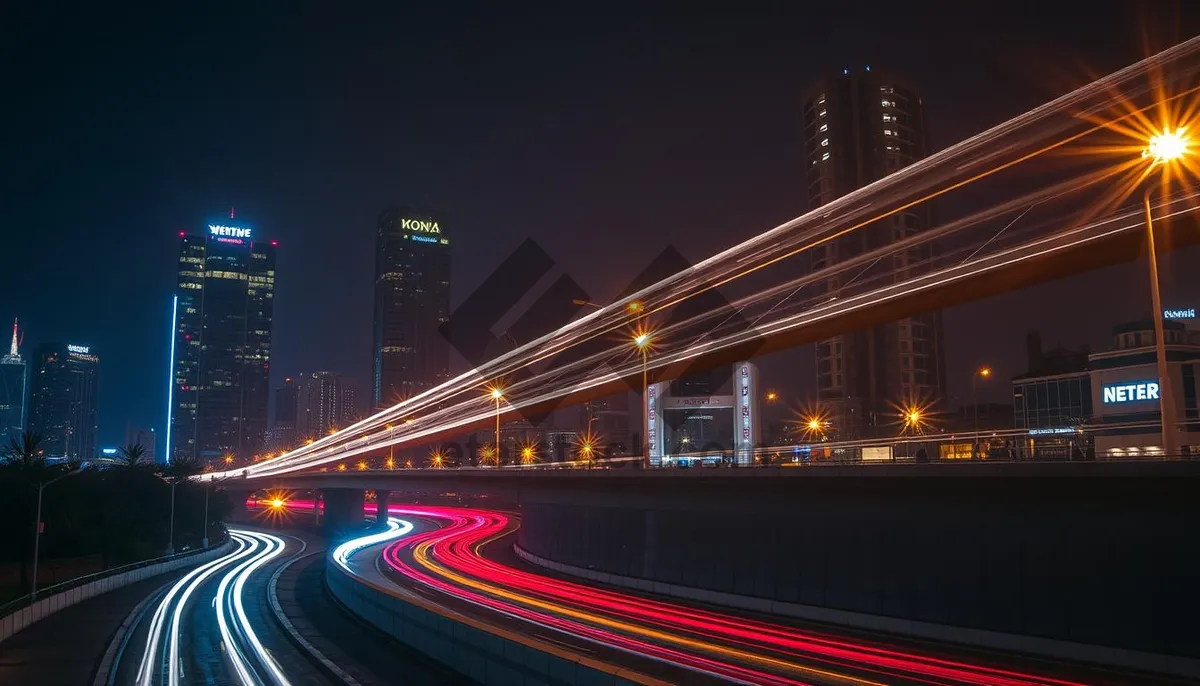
[2,6,1200,447]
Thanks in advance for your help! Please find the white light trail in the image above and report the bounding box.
[332,517,415,572]
[214,529,291,686]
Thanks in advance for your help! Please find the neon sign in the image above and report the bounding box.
[401,218,440,233]
[410,235,438,243]
[67,344,89,354]
[1165,308,1195,319]
[208,224,251,239]
[1102,381,1159,404]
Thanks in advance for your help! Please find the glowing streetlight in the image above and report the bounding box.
[428,447,446,469]
[765,391,779,403]
[487,385,505,463]
[1140,127,1192,456]
[385,457,396,470]
[633,328,653,469]
[519,440,539,467]
[972,366,992,459]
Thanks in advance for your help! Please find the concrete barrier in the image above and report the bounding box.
[0,539,235,644]
[514,544,1200,681]
[325,555,667,685]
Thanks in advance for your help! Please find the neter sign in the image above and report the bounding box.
[1101,381,1159,404]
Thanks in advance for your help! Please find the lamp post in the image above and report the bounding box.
[167,479,178,555]
[972,366,992,459]
[31,467,85,600]
[489,386,504,465]
[1142,129,1190,457]
[634,331,652,469]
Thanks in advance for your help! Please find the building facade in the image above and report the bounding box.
[0,319,26,443]
[169,220,276,463]
[267,376,298,451]
[124,424,158,463]
[1088,320,1200,457]
[802,66,946,439]
[26,342,100,460]
[296,372,360,440]
[373,207,451,410]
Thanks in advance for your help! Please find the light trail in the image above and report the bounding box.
[194,38,1200,479]
[331,515,414,571]
[134,529,295,686]
[362,504,1090,686]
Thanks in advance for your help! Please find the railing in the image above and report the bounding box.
[0,531,229,621]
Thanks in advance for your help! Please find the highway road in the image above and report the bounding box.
[113,527,326,686]
[348,504,1181,686]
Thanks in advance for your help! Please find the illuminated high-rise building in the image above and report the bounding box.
[296,371,360,440]
[802,66,946,438]
[26,342,100,460]
[0,319,26,443]
[169,217,277,463]
[373,207,451,410]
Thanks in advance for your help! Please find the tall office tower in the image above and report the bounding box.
[26,342,100,460]
[0,319,27,443]
[169,219,277,463]
[124,424,157,463]
[373,207,451,410]
[802,66,946,439]
[296,372,360,440]
[268,376,298,451]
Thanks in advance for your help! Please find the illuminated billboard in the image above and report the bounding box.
[208,224,252,239]
[1101,381,1159,404]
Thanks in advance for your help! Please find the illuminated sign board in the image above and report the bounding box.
[67,344,89,354]
[1101,381,1159,404]
[401,218,440,233]
[664,395,734,410]
[1028,427,1075,435]
[101,448,118,456]
[411,235,439,244]
[1165,308,1195,319]
[208,224,252,239]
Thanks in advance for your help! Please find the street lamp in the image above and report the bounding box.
[488,385,504,464]
[972,366,992,459]
[634,330,652,469]
[31,466,86,600]
[1141,128,1191,457]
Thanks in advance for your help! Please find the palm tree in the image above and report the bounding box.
[4,431,46,471]
[116,443,147,469]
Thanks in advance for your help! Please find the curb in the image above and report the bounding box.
[268,546,361,686]
[90,580,172,686]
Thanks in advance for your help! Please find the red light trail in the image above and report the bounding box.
[365,504,1088,686]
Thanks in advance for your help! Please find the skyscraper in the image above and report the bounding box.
[296,372,360,440]
[169,219,277,463]
[267,376,298,451]
[373,207,451,410]
[124,424,157,463]
[0,319,26,443]
[802,66,946,439]
[26,342,100,460]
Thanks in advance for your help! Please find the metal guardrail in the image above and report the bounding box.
[0,529,228,620]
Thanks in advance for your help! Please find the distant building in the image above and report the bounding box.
[802,65,946,439]
[169,218,277,463]
[296,372,361,440]
[373,207,451,410]
[124,424,157,463]
[0,319,27,443]
[26,342,100,460]
[268,377,298,451]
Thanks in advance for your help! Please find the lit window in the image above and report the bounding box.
[819,123,827,132]
[820,138,829,147]
[881,99,893,107]
[821,152,830,161]
[818,109,826,117]
[884,129,894,136]
[817,95,826,105]
[882,114,894,122]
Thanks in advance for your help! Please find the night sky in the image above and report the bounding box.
[3,3,1200,447]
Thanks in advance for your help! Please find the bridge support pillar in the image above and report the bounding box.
[321,488,365,538]
[312,492,322,526]
[375,489,393,526]
[226,490,254,523]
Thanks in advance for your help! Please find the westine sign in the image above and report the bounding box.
[208,224,251,239]
[401,218,440,233]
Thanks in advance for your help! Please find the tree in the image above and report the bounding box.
[116,443,148,469]
[4,432,46,472]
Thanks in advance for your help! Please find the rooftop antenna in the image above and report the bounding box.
[230,207,235,219]
[9,318,18,357]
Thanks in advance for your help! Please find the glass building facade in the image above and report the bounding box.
[373,207,451,410]
[170,222,276,463]
[1013,372,1093,431]
[26,342,100,460]
[802,66,946,438]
